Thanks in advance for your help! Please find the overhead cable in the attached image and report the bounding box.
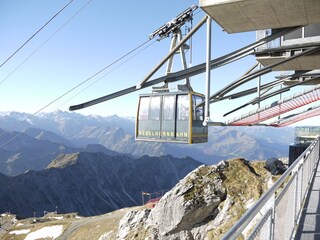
[69,26,300,111]
[58,40,156,108]
[0,0,94,86]
[0,38,153,148]
[0,0,74,70]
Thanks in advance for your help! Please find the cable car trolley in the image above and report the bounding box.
[136,90,208,144]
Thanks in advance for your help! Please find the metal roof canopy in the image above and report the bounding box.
[199,0,320,33]
[209,46,320,102]
[228,84,320,126]
[256,51,320,71]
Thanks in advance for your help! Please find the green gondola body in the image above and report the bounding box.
[136,91,208,144]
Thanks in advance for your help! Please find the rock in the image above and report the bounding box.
[0,213,17,238]
[116,158,272,240]
[211,196,234,229]
[117,209,150,240]
[147,165,226,237]
[266,158,287,175]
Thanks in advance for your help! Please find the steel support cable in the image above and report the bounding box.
[0,38,153,148]
[222,73,315,117]
[222,70,311,101]
[57,40,156,109]
[0,0,94,86]
[256,78,320,105]
[211,70,308,106]
[228,84,320,125]
[199,63,261,106]
[70,26,300,111]
[224,77,319,117]
[222,79,283,101]
[270,104,320,127]
[210,46,320,102]
[0,0,74,71]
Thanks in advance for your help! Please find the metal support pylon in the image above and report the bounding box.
[153,29,191,92]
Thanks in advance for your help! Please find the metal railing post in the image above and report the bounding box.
[203,16,212,126]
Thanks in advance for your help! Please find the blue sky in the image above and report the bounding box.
[0,0,319,126]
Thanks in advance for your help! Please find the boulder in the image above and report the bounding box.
[117,209,150,239]
[147,165,226,237]
[266,158,287,175]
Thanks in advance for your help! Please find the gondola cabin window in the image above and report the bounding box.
[150,96,161,120]
[193,95,204,121]
[139,97,149,120]
[163,95,175,120]
[136,91,208,143]
[177,95,189,120]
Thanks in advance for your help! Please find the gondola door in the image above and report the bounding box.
[136,96,150,140]
[176,94,190,143]
[136,95,161,140]
[161,95,176,141]
[148,96,161,139]
[191,94,208,143]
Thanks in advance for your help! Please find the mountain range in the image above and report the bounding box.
[0,152,201,218]
[0,111,294,176]
[0,110,295,223]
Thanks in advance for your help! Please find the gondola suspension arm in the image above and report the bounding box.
[136,15,207,89]
[69,26,301,111]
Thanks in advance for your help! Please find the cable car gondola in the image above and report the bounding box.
[136,90,208,143]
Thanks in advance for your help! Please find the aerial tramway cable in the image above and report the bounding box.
[69,26,299,111]
[0,0,94,86]
[57,40,157,109]
[0,0,74,72]
[0,5,197,147]
[0,38,154,149]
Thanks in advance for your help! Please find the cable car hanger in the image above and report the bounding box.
[134,5,210,144]
[136,4,199,91]
[69,22,297,110]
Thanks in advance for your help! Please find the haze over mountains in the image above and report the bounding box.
[0,111,294,218]
[0,111,294,176]
[0,153,201,218]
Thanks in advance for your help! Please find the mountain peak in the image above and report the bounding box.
[47,153,79,169]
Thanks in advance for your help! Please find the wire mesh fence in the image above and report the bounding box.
[222,137,320,240]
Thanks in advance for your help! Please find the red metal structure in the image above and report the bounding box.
[228,85,320,126]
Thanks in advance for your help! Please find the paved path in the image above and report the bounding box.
[295,158,320,240]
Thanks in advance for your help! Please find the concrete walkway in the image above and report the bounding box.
[295,159,320,240]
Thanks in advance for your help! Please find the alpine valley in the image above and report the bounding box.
[0,111,294,239]
[0,111,293,177]
[0,111,294,233]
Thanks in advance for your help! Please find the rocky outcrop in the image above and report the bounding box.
[266,157,287,175]
[117,158,275,240]
[147,164,226,237]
